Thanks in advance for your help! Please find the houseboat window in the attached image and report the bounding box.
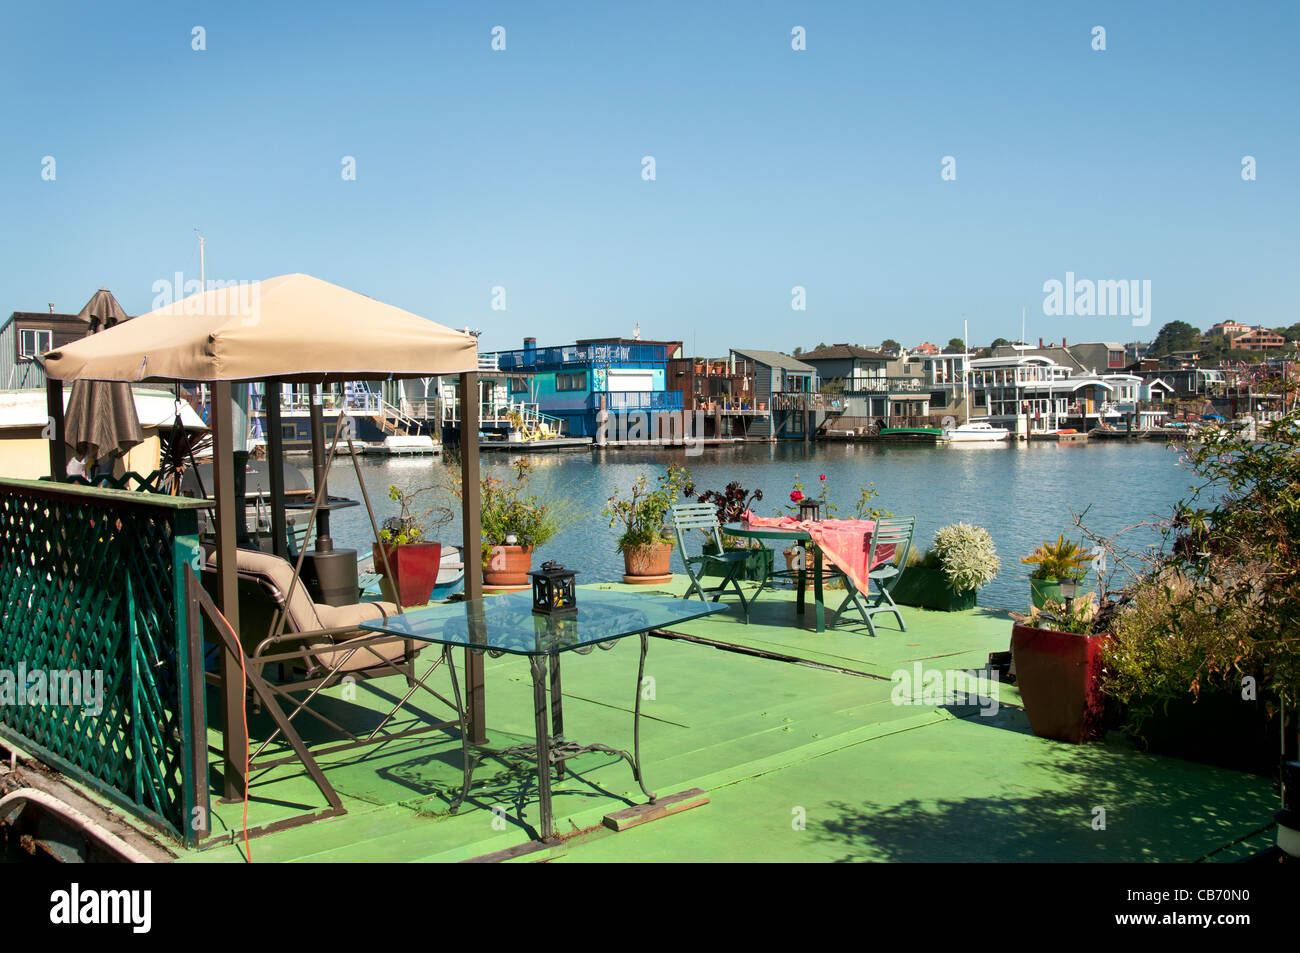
[19,328,53,359]
[556,372,587,391]
[509,376,529,392]
[281,424,297,441]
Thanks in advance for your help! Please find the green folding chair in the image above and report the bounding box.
[834,516,915,637]
[671,502,758,623]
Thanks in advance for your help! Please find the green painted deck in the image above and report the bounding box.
[172,579,1275,863]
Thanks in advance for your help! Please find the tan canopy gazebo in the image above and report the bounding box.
[43,273,489,800]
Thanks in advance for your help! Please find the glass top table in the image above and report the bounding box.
[360,588,727,843]
[360,588,727,655]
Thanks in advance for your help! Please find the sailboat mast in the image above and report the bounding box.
[963,318,970,424]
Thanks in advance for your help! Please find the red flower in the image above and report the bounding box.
[790,490,804,502]
[819,474,826,481]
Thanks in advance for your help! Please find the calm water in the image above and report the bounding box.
[321,440,1196,611]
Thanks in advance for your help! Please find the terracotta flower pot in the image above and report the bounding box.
[373,541,442,608]
[622,542,672,578]
[484,544,534,587]
[783,548,819,589]
[1010,623,1110,744]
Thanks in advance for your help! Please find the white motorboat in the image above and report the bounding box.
[943,318,1011,443]
[943,421,1011,442]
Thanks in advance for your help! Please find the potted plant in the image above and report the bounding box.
[374,484,453,607]
[1010,594,1111,744]
[687,479,772,581]
[480,459,562,587]
[892,523,999,611]
[603,464,692,583]
[1022,535,1092,608]
[779,473,835,579]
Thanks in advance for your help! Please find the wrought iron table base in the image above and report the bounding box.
[457,631,654,841]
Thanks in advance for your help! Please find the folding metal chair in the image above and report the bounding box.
[670,502,758,623]
[834,516,915,637]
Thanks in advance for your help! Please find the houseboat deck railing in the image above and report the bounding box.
[684,396,768,414]
[440,396,568,432]
[492,343,673,369]
[840,376,928,394]
[0,477,209,844]
[597,391,685,412]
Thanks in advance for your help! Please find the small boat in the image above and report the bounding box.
[364,435,440,455]
[878,427,945,442]
[943,421,1010,442]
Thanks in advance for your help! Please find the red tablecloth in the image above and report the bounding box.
[740,512,896,595]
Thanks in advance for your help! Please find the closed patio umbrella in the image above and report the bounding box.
[65,289,142,469]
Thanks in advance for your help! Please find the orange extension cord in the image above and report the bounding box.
[238,647,251,862]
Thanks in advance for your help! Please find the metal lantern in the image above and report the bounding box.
[1058,577,1081,601]
[796,499,822,522]
[529,560,578,615]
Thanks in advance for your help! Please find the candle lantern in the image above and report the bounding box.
[796,499,823,522]
[1058,577,1081,602]
[529,560,578,615]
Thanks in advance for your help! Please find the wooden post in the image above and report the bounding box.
[45,377,67,480]
[459,371,486,744]
[211,381,245,801]
[265,378,287,558]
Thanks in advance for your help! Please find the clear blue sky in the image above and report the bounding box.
[2,1,1296,355]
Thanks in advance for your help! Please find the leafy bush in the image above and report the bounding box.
[1094,382,1300,754]
[480,460,562,550]
[603,464,692,551]
[930,523,1000,592]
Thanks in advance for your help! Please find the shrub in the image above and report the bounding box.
[603,464,692,552]
[930,523,1000,592]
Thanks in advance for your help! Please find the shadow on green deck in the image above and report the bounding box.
[182,580,1277,863]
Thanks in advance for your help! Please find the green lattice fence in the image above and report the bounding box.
[0,478,209,842]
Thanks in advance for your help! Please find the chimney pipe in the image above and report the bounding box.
[1038,337,1043,348]
[49,303,54,314]
[1062,337,1067,347]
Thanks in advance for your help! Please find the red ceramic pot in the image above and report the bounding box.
[1011,623,1110,743]
[373,541,442,607]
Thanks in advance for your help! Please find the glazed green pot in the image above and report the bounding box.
[701,542,773,582]
[892,566,977,612]
[1029,577,1064,609]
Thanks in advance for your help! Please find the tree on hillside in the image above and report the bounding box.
[1284,324,1300,343]
[944,337,966,353]
[793,346,803,356]
[881,338,900,352]
[1150,321,1202,356]
[990,337,1011,349]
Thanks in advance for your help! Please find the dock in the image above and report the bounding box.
[4,579,1275,864]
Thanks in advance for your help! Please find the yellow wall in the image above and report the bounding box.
[0,434,163,482]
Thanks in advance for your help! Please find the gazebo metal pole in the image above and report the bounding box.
[307,383,332,551]
[211,380,246,802]
[45,377,67,480]
[460,370,486,744]
[265,378,287,558]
